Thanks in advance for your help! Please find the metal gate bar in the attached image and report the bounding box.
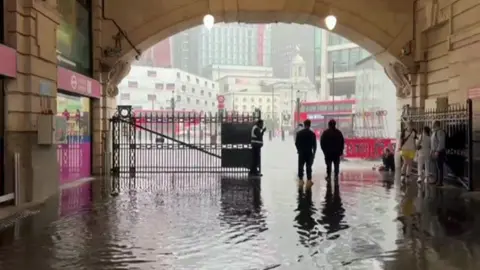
[110,106,261,179]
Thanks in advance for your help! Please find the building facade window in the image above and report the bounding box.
[155,83,164,90]
[147,70,157,77]
[57,0,92,76]
[120,93,130,100]
[128,81,138,88]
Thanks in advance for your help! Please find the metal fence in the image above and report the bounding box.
[400,100,473,190]
[110,106,261,179]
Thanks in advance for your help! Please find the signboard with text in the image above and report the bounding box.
[57,67,101,98]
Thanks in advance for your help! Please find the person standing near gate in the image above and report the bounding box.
[295,119,317,188]
[250,119,266,176]
[320,119,345,182]
[431,120,446,186]
[399,120,418,180]
[416,126,432,184]
[294,123,304,142]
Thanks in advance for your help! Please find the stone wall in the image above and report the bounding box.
[3,0,60,203]
[414,0,480,108]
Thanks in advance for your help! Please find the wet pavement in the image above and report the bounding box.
[1,138,480,269]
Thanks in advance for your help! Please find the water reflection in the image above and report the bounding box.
[294,188,319,248]
[319,181,348,237]
[3,162,480,269]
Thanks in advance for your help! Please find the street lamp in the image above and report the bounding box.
[203,14,215,29]
[325,15,337,31]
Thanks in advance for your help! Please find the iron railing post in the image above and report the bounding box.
[467,99,473,191]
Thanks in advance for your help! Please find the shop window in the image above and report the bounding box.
[128,81,138,88]
[155,83,164,90]
[147,70,157,77]
[57,92,91,183]
[56,0,92,76]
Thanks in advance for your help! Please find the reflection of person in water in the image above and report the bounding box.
[294,189,319,248]
[319,181,348,235]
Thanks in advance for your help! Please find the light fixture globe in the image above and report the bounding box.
[203,14,215,29]
[324,15,337,31]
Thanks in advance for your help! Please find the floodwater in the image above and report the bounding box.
[1,139,480,269]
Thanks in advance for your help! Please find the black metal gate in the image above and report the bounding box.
[110,106,261,178]
[400,100,473,190]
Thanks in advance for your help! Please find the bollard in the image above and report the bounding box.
[14,152,20,206]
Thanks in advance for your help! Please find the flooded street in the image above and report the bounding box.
[1,139,480,269]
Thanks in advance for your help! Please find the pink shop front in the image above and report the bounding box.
[57,67,101,184]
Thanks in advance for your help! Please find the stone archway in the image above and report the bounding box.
[99,0,414,72]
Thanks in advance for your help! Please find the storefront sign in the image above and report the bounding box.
[0,44,17,78]
[57,67,101,98]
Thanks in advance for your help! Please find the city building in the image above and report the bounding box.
[171,24,271,77]
[117,66,220,113]
[133,38,173,68]
[318,32,370,100]
[354,56,397,138]
[270,24,323,86]
[218,54,315,129]
[204,64,273,82]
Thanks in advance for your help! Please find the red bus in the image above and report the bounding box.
[132,109,205,135]
[295,99,356,137]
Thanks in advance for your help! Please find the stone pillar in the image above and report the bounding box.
[91,0,120,177]
[4,0,60,203]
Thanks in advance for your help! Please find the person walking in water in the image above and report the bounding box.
[320,119,345,182]
[431,120,446,186]
[416,126,432,183]
[249,119,266,176]
[399,120,418,180]
[295,119,317,188]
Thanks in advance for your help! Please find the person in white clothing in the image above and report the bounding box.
[416,126,432,183]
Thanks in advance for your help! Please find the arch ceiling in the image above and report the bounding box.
[101,0,414,68]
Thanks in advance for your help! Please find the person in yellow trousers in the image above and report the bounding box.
[399,121,418,180]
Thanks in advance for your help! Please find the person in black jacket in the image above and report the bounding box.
[249,119,266,176]
[295,119,317,186]
[320,119,345,181]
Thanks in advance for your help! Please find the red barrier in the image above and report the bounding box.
[344,138,395,160]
